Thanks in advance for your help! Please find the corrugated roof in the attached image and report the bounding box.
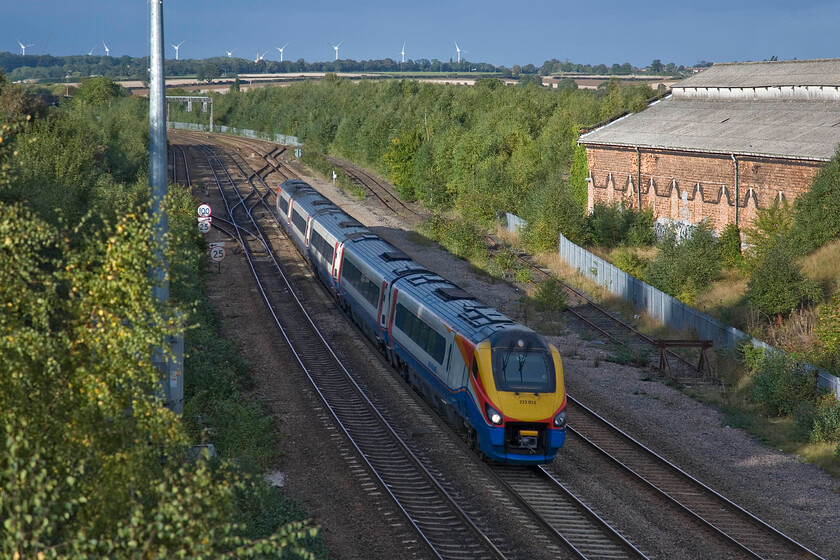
[680,59,840,88]
[580,97,840,161]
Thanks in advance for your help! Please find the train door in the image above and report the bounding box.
[380,282,398,346]
[333,242,344,286]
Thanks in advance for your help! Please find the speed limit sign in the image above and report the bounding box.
[197,203,212,218]
[210,245,226,262]
[198,220,211,233]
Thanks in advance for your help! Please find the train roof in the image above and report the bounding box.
[311,206,372,241]
[394,271,517,344]
[342,234,430,280]
[279,179,331,211]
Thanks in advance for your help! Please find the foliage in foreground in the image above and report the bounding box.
[0,83,320,558]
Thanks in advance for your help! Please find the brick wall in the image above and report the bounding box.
[584,145,824,232]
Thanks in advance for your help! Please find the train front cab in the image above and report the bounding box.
[471,329,566,465]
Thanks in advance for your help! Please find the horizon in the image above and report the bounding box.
[5,1,839,70]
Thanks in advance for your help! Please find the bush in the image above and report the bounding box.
[744,347,816,416]
[746,242,824,320]
[795,394,840,442]
[645,221,721,305]
[743,203,792,268]
[814,294,840,373]
[533,278,567,312]
[612,246,650,279]
[422,213,486,264]
[788,147,840,254]
[522,176,586,250]
[584,202,654,248]
[718,222,744,269]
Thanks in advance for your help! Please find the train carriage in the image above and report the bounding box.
[386,272,567,464]
[338,236,427,349]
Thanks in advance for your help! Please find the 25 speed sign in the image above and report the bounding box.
[210,245,226,262]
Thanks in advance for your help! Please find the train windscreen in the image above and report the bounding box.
[489,331,555,393]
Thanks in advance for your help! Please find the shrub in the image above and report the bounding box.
[627,207,656,246]
[795,394,840,443]
[612,246,649,279]
[746,242,824,320]
[422,213,486,264]
[584,202,654,248]
[522,175,586,250]
[744,347,816,416]
[533,278,567,312]
[645,221,721,305]
[743,203,792,268]
[585,203,624,248]
[718,222,744,269]
[814,293,840,373]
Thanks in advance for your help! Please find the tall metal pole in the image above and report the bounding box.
[150,0,167,302]
[150,0,183,413]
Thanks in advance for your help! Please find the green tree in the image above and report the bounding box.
[74,76,125,105]
[742,202,792,268]
[568,142,589,210]
[383,132,420,200]
[788,148,840,254]
[718,222,744,269]
[196,62,221,83]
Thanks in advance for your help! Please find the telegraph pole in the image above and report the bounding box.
[150,0,183,413]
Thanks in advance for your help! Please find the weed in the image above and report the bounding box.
[607,344,652,367]
[533,278,567,312]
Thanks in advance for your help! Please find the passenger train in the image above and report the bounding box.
[274,179,567,464]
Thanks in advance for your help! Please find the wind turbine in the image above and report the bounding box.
[102,40,110,57]
[329,41,343,61]
[401,41,406,63]
[88,45,97,56]
[171,40,184,60]
[454,40,466,63]
[17,39,34,56]
[255,49,266,63]
[225,48,236,58]
[276,42,288,62]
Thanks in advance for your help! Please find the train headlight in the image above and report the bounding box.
[553,410,567,428]
[485,404,503,426]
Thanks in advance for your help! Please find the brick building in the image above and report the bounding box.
[578,59,840,233]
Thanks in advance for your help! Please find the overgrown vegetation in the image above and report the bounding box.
[172,76,655,247]
[0,73,322,558]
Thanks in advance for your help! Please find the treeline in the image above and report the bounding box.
[1,50,695,82]
[0,74,323,557]
[171,75,655,246]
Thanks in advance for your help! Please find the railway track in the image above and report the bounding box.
[168,142,192,186]
[565,398,823,560]
[187,139,508,560]
[483,236,715,383]
[178,136,669,559]
[173,134,827,560]
[323,155,427,224]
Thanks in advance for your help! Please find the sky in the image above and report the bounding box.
[5,1,840,68]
